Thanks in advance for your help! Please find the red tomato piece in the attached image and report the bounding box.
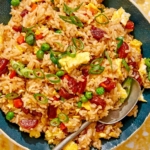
[35,33,43,40]
[90,96,106,109]
[118,42,129,58]
[95,122,105,132]
[19,119,38,129]
[47,104,57,119]
[125,20,134,30]
[12,25,22,32]
[20,9,29,17]
[91,26,106,40]
[13,99,23,108]
[17,34,25,44]
[0,58,9,76]
[59,87,75,99]
[99,78,116,92]
[9,70,16,79]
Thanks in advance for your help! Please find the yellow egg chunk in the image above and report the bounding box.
[59,52,90,73]
[29,130,41,138]
[82,101,91,110]
[63,141,78,150]
[130,39,142,53]
[116,83,128,99]
[114,58,123,78]
[0,36,3,44]
[85,3,99,14]
[138,58,147,80]
[111,7,130,26]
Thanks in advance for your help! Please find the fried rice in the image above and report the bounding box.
[0,0,150,149]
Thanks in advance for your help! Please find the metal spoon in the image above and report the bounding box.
[53,78,141,150]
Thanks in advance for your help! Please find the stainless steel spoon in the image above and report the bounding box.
[53,78,141,150]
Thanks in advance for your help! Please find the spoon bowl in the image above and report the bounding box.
[53,78,141,150]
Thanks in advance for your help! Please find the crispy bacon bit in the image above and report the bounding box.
[96,122,105,132]
[0,58,9,76]
[118,42,129,58]
[91,26,106,40]
[59,87,75,99]
[12,25,22,32]
[90,96,106,109]
[19,119,38,129]
[20,9,28,17]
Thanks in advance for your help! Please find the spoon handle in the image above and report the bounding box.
[53,121,91,150]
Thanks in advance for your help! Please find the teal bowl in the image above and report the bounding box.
[0,0,150,149]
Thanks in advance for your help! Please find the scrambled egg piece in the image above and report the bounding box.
[85,3,99,14]
[130,39,142,53]
[82,101,91,110]
[59,52,90,73]
[111,7,130,26]
[138,58,147,80]
[114,58,122,78]
[15,45,24,53]
[63,141,78,150]
[117,83,128,99]
[0,36,3,44]
[29,130,41,138]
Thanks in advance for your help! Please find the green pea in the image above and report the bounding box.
[56,70,65,77]
[96,87,105,95]
[80,95,88,103]
[41,43,51,52]
[36,50,44,60]
[11,0,20,6]
[55,29,62,34]
[77,101,82,108]
[85,91,93,99]
[6,112,14,121]
[25,34,35,46]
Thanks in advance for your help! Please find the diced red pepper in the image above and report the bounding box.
[125,20,134,30]
[0,58,9,76]
[91,26,106,40]
[60,122,67,131]
[12,25,22,32]
[13,99,23,108]
[31,3,37,12]
[59,87,75,99]
[47,104,57,119]
[53,96,60,101]
[19,119,38,129]
[118,42,129,58]
[90,96,106,109]
[99,78,116,92]
[9,70,16,79]
[35,33,43,40]
[95,122,105,132]
[20,9,28,17]
[17,34,25,44]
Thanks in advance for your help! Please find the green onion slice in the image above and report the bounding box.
[89,65,105,74]
[72,38,84,50]
[58,113,69,123]
[33,69,45,79]
[59,15,83,27]
[50,118,60,126]
[5,92,19,100]
[116,36,124,50]
[145,58,150,67]
[105,51,113,70]
[95,13,109,24]
[33,93,48,104]
[50,51,59,64]
[122,59,130,72]
[21,68,36,79]
[90,58,104,67]
[46,74,60,83]
[66,45,76,57]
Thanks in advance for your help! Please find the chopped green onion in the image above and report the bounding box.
[6,112,14,121]
[5,92,19,100]
[54,29,62,34]
[41,43,51,52]
[36,50,44,60]
[148,72,150,81]
[122,77,133,98]
[46,74,60,83]
[10,60,25,76]
[77,101,82,108]
[72,38,84,50]
[0,93,2,97]
[59,15,83,27]
[33,93,48,104]
[63,3,83,15]
[96,87,105,95]
[66,45,76,57]
[56,70,65,77]
[33,69,45,79]
[21,68,35,79]
[58,113,69,122]
[50,118,60,126]
[122,59,130,72]
[50,51,59,64]
[145,58,150,67]
[80,95,88,103]
[25,33,35,46]
[116,36,124,50]
[90,58,104,67]
[89,65,105,74]
[85,91,93,100]
[95,13,109,24]
[105,51,113,70]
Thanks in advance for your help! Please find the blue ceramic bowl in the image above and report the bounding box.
[0,0,150,149]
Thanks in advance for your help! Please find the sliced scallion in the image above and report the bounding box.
[89,65,105,74]
[66,45,76,57]
[58,113,69,122]
[72,38,84,50]
[105,51,113,70]
[90,58,104,67]
[46,74,60,83]
[33,93,48,104]
[116,36,124,50]
[5,92,19,100]
[122,59,130,72]
[33,69,45,79]
[95,13,109,24]
[21,68,36,79]
[50,118,60,126]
